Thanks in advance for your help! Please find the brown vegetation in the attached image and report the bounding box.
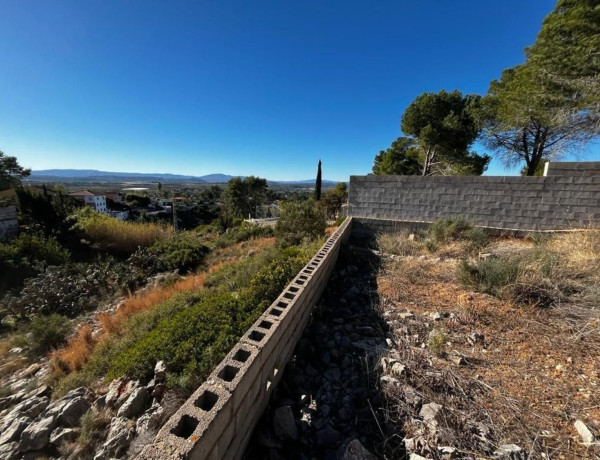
[376,229,600,459]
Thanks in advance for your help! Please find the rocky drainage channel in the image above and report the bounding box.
[245,244,396,460]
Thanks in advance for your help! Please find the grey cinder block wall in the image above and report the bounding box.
[348,162,600,232]
[139,218,353,460]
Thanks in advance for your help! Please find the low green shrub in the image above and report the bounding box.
[457,257,520,296]
[428,328,448,357]
[7,263,116,318]
[333,216,346,226]
[214,222,273,248]
[425,216,489,253]
[28,314,72,356]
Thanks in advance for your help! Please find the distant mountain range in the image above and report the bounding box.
[29,169,338,185]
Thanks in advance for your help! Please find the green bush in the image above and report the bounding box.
[333,216,346,226]
[72,246,309,385]
[214,222,273,248]
[425,216,488,252]
[28,314,72,356]
[276,199,326,247]
[0,233,70,294]
[457,257,520,295]
[148,232,209,272]
[7,263,115,318]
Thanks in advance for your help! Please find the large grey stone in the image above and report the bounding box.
[57,397,91,427]
[8,396,49,420]
[339,439,377,460]
[94,416,135,460]
[19,416,56,452]
[0,416,31,445]
[117,387,150,419]
[574,420,596,444]
[50,426,79,445]
[0,442,20,460]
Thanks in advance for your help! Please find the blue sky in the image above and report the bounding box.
[1,0,597,181]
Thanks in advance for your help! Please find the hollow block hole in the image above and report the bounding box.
[171,414,199,439]
[276,301,288,309]
[233,348,251,363]
[218,365,240,382]
[249,330,265,342]
[283,292,295,300]
[195,390,219,411]
[269,308,283,317]
[259,320,273,330]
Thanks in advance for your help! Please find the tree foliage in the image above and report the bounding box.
[315,160,322,201]
[221,176,268,221]
[526,0,600,113]
[480,63,597,175]
[276,199,326,247]
[321,182,348,219]
[0,151,30,191]
[400,90,489,175]
[478,1,600,176]
[372,137,423,175]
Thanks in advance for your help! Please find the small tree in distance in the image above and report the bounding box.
[314,160,322,201]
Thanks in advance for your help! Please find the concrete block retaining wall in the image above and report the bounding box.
[139,217,353,460]
[348,162,600,232]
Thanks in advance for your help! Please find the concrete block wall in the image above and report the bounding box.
[139,217,353,460]
[348,162,600,232]
[545,161,600,177]
[0,206,18,241]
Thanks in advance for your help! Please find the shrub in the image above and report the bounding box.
[0,233,70,294]
[214,222,274,248]
[457,257,520,296]
[377,231,423,256]
[276,199,326,247]
[425,216,488,253]
[7,263,115,318]
[72,207,171,255]
[333,216,346,226]
[428,328,448,357]
[131,232,210,274]
[28,314,72,356]
[63,244,310,388]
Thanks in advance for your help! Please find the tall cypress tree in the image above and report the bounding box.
[315,159,322,201]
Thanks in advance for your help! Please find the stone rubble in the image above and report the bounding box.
[246,247,384,459]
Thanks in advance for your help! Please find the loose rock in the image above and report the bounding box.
[273,406,299,441]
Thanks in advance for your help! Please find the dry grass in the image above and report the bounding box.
[51,324,95,373]
[377,231,424,257]
[76,210,172,253]
[376,230,600,459]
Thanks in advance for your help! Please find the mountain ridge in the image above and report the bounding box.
[29,169,339,185]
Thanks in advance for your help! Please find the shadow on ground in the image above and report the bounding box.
[245,237,405,459]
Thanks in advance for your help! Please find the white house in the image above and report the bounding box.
[69,191,108,214]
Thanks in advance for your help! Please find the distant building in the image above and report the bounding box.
[69,191,108,214]
[109,210,130,221]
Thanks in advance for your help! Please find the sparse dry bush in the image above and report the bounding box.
[73,207,171,255]
[377,231,423,256]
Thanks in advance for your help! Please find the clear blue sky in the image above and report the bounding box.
[1,0,597,181]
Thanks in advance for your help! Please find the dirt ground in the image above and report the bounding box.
[377,253,600,459]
